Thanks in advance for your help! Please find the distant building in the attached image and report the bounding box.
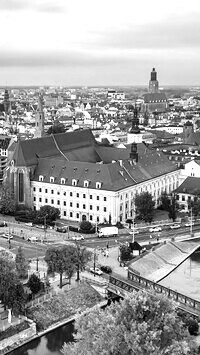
[149,67,159,93]
[34,95,45,138]
[143,68,168,114]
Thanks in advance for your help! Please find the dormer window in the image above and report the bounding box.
[96,182,102,189]
[39,175,44,182]
[72,179,77,186]
[50,176,54,183]
[61,178,65,185]
[84,180,89,188]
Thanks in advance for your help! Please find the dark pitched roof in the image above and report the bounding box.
[174,176,200,195]
[144,92,167,103]
[184,132,200,145]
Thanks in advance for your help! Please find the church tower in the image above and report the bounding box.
[4,89,11,124]
[34,94,44,138]
[149,68,159,93]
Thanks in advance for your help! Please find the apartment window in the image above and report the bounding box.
[90,195,92,199]
[97,196,99,200]
[77,193,79,198]
[96,182,102,189]
[104,207,107,212]
[45,198,48,203]
[51,199,54,204]
[90,205,92,210]
[84,180,89,188]
[70,212,73,217]
[61,178,65,184]
[39,188,42,193]
[83,204,86,209]
[182,195,185,201]
[63,191,66,196]
[83,194,86,198]
[39,175,43,182]
[57,200,60,205]
[76,213,79,219]
[45,189,48,193]
[89,215,93,221]
[104,197,107,202]
[33,187,36,192]
[97,216,99,222]
[63,211,66,216]
[76,203,79,208]
[39,197,42,202]
[50,177,54,183]
[97,206,99,211]
[70,202,73,207]
[33,197,36,201]
[57,191,60,195]
[63,201,66,206]
[70,192,73,197]
[72,179,77,186]
[51,190,54,194]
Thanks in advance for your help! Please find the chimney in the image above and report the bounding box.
[130,143,138,163]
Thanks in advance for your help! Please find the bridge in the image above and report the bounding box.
[107,272,200,317]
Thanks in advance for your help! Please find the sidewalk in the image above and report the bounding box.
[95,246,128,278]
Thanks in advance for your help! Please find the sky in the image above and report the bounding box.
[1,0,200,86]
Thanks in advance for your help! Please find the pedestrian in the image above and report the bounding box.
[106,249,109,258]
[106,242,109,249]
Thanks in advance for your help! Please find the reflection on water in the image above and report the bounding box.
[159,251,200,301]
[8,321,75,355]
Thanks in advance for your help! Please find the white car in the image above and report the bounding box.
[89,267,103,276]
[185,222,194,227]
[170,224,181,229]
[2,233,13,239]
[72,235,84,241]
[149,227,162,233]
[129,229,139,235]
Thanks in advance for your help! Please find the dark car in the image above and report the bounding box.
[100,266,112,274]
[0,222,7,227]
[56,227,67,233]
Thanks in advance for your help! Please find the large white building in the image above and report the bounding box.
[6,129,181,224]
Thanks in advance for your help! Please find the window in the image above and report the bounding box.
[63,211,66,216]
[39,197,42,202]
[83,204,86,209]
[33,187,36,192]
[76,213,79,219]
[83,194,86,198]
[84,180,89,187]
[39,188,42,193]
[104,207,107,212]
[90,205,92,210]
[33,197,36,201]
[51,190,54,194]
[57,191,60,195]
[70,212,73,217]
[97,206,99,211]
[45,189,48,193]
[76,203,79,208]
[70,192,73,197]
[57,200,60,205]
[51,199,54,204]
[96,182,102,189]
[97,196,99,200]
[70,202,73,207]
[182,195,185,201]
[63,191,66,196]
[90,215,93,221]
[50,177,54,183]
[90,195,92,199]
[39,175,43,182]
[45,198,48,203]
[97,216,99,222]
[72,179,77,186]
[77,193,79,198]
[104,197,107,202]
[63,201,66,206]
[61,178,65,184]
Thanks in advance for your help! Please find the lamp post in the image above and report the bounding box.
[44,214,47,242]
[190,207,193,237]
[35,241,39,272]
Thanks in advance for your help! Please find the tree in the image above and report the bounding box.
[159,192,171,211]
[15,246,30,279]
[135,192,155,223]
[0,182,16,215]
[119,245,132,263]
[27,274,42,295]
[47,122,65,135]
[45,246,69,288]
[37,205,60,223]
[79,221,93,232]
[159,192,179,222]
[72,243,92,281]
[62,290,198,355]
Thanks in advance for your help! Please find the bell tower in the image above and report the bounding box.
[149,67,159,93]
[34,94,44,138]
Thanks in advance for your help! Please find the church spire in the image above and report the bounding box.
[149,67,159,93]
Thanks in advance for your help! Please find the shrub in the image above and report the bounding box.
[79,221,92,231]
[69,225,79,232]
[188,318,199,336]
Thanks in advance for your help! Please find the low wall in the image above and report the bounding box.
[0,321,36,355]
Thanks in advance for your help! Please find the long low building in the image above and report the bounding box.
[5,129,180,224]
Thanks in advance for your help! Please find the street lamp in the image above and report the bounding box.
[35,241,39,272]
[190,207,193,237]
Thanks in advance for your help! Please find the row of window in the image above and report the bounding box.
[39,175,102,189]
[33,187,107,201]
[33,197,107,212]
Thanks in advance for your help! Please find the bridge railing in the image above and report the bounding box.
[109,273,200,312]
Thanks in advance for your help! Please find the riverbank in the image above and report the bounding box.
[3,284,107,355]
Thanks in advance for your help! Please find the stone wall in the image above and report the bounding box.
[0,321,36,354]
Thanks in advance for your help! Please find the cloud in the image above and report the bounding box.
[0,0,65,13]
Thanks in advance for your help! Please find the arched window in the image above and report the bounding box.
[18,172,24,203]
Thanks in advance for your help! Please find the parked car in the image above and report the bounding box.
[185,222,194,227]
[129,229,139,235]
[170,224,181,229]
[100,265,112,274]
[2,233,13,239]
[0,222,7,227]
[27,236,38,243]
[72,235,84,241]
[57,227,67,233]
[89,267,103,276]
[149,226,162,233]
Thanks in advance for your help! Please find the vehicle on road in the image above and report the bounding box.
[185,222,194,227]
[25,222,33,227]
[0,222,7,227]
[129,229,139,235]
[100,265,112,274]
[57,226,68,233]
[72,235,84,241]
[2,233,13,239]
[27,236,38,243]
[98,226,118,238]
[149,226,162,233]
[89,267,103,275]
[170,224,181,229]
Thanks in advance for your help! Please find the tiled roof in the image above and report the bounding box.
[185,132,200,145]
[174,176,200,195]
[144,92,167,103]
